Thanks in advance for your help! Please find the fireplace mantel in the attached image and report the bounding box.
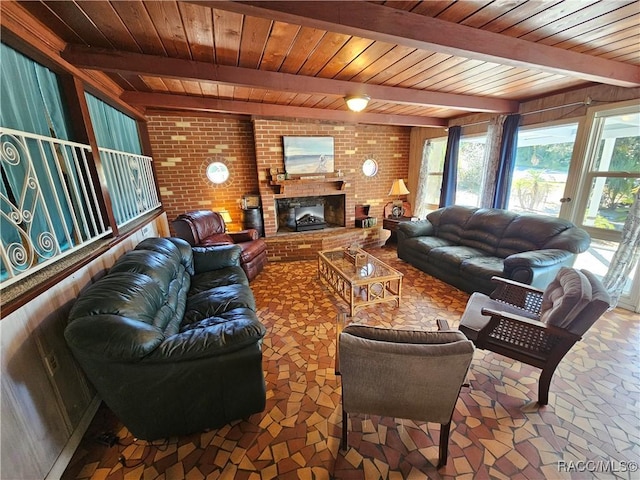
[269,176,350,195]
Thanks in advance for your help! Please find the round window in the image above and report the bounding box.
[362,158,378,177]
[206,161,230,184]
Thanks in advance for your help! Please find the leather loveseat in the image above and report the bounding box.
[173,210,267,281]
[64,237,267,440]
[397,205,591,295]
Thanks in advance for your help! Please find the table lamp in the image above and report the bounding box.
[216,209,233,231]
[388,179,409,218]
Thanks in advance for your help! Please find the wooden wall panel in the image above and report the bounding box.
[0,215,169,480]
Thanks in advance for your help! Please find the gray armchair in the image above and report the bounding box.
[457,267,610,405]
[338,325,474,468]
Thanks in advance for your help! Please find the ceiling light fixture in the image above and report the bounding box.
[345,95,370,112]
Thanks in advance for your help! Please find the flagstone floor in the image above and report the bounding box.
[62,246,640,480]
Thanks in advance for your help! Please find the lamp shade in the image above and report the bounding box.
[216,209,233,224]
[388,179,410,196]
[345,95,370,112]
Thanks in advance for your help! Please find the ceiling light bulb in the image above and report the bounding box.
[345,95,370,112]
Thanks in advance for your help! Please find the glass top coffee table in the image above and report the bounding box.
[318,247,403,316]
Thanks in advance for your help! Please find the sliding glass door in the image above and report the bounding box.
[507,121,579,217]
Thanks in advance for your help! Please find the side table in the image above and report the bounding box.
[382,217,414,245]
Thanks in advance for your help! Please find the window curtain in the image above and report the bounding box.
[413,140,432,219]
[1,43,74,276]
[439,126,461,207]
[479,115,506,208]
[492,114,521,208]
[602,190,640,309]
[85,93,142,154]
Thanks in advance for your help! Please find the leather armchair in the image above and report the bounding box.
[338,324,474,468]
[456,267,610,405]
[173,210,267,281]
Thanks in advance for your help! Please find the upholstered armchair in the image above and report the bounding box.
[456,267,610,405]
[172,210,267,281]
[338,324,474,468]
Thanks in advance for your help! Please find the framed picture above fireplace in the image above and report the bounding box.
[282,136,334,175]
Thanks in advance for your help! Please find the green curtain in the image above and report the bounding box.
[85,93,142,154]
[1,43,75,279]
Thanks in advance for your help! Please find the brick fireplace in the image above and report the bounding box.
[147,114,411,260]
[248,118,411,260]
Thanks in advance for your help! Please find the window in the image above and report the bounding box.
[580,111,639,232]
[509,123,579,216]
[1,43,160,288]
[456,135,487,207]
[85,94,160,227]
[1,44,109,286]
[206,161,230,184]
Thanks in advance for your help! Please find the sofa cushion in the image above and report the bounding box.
[190,266,249,293]
[459,256,504,281]
[110,250,180,296]
[193,244,242,273]
[539,267,592,329]
[404,236,456,256]
[428,205,476,243]
[460,209,517,255]
[135,237,184,267]
[497,214,576,257]
[429,246,487,269]
[184,284,257,323]
[199,233,235,246]
[69,272,166,325]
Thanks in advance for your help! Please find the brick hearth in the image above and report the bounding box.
[264,226,385,262]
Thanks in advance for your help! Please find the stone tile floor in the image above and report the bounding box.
[62,247,640,480]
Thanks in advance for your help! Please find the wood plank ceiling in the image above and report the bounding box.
[14,0,640,126]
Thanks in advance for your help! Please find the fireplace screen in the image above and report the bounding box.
[275,195,345,233]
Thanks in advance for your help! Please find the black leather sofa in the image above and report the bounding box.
[64,237,267,440]
[397,206,591,295]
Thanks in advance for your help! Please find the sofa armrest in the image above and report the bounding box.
[505,249,574,269]
[228,229,259,242]
[65,315,164,361]
[397,219,434,238]
[192,244,242,273]
[505,249,575,283]
[147,315,267,361]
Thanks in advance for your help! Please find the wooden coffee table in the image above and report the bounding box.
[318,247,403,316]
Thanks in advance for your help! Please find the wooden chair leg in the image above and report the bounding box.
[538,365,558,406]
[340,400,347,450]
[437,421,451,468]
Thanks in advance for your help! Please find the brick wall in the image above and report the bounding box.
[252,119,411,236]
[147,113,411,255]
[146,114,259,231]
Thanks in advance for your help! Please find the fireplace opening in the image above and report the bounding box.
[295,205,325,231]
[276,195,345,233]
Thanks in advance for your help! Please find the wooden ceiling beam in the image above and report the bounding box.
[121,91,448,127]
[63,45,518,113]
[193,1,640,88]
